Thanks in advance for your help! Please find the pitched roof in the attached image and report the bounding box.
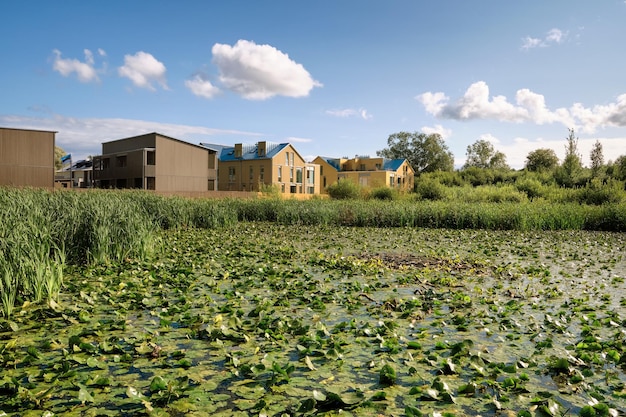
[382,159,406,171]
[201,142,288,161]
[316,156,342,170]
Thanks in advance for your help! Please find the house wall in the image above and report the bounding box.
[153,136,209,192]
[312,157,339,191]
[95,133,210,192]
[0,127,55,188]
[217,143,320,195]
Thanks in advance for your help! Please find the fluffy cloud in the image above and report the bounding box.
[0,113,262,161]
[521,28,567,50]
[326,108,372,120]
[52,49,103,82]
[118,52,168,91]
[420,124,452,139]
[211,40,322,100]
[416,81,626,133]
[285,136,312,143]
[185,74,220,99]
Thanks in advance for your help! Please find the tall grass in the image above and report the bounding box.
[1,187,625,319]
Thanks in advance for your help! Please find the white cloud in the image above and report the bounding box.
[211,39,322,100]
[285,136,312,143]
[417,81,626,133]
[52,49,101,83]
[478,133,500,145]
[326,108,372,120]
[420,124,452,139]
[185,74,221,99]
[521,28,568,50]
[118,51,168,91]
[0,113,262,161]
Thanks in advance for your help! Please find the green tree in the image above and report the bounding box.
[377,132,454,174]
[555,128,584,187]
[589,140,604,178]
[463,139,509,170]
[54,146,66,170]
[609,155,626,181]
[525,148,559,172]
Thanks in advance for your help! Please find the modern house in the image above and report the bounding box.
[313,155,414,192]
[0,127,56,188]
[55,159,94,188]
[202,141,320,196]
[93,132,217,192]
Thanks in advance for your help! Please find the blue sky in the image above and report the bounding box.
[2,1,626,169]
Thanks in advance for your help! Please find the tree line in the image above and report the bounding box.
[376,129,626,188]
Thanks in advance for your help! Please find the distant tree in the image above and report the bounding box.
[377,132,454,174]
[54,146,66,170]
[463,139,509,170]
[609,155,626,181]
[525,148,559,172]
[555,128,584,187]
[589,140,604,178]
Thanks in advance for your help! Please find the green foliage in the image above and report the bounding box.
[525,148,559,172]
[556,128,586,188]
[54,146,66,170]
[369,186,397,201]
[326,178,362,200]
[414,177,448,201]
[464,139,510,170]
[377,131,454,173]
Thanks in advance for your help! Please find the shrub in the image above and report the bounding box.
[326,179,361,200]
[573,179,624,205]
[414,177,447,201]
[370,187,396,201]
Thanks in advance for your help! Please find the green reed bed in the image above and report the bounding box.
[1,188,625,319]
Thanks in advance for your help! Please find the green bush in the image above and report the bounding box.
[414,177,447,201]
[326,179,361,200]
[369,187,396,200]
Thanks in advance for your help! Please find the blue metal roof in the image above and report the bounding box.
[382,159,405,171]
[201,142,288,161]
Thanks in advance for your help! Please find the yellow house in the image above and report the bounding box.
[313,155,414,192]
[202,141,320,196]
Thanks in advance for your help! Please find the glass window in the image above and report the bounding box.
[116,155,127,167]
[277,166,282,182]
[146,151,155,165]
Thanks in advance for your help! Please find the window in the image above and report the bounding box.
[260,166,265,181]
[375,163,382,170]
[296,168,303,184]
[360,164,366,171]
[306,167,315,184]
[102,158,110,169]
[228,167,236,182]
[116,155,127,167]
[290,152,295,166]
[147,177,155,190]
[277,166,282,182]
[147,151,155,165]
[320,166,323,175]
[290,168,294,182]
[249,166,254,180]
[286,153,290,166]
[281,184,285,193]
[290,185,296,193]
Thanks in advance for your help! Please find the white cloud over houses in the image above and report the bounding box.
[211,40,322,100]
[185,74,221,99]
[326,108,372,120]
[416,81,626,133]
[52,49,103,83]
[118,51,168,91]
[420,124,452,139]
[0,113,262,161]
[285,136,312,143]
[521,28,567,50]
